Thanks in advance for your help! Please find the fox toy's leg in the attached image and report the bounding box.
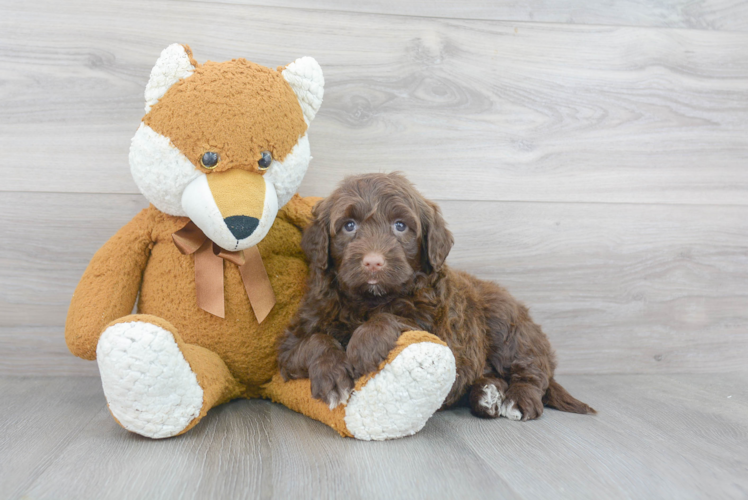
[96,314,242,439]
[263,331,456,440]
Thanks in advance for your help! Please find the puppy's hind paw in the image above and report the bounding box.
[500,400,523,421]
[501,385,544,421]
[470,383,503,418]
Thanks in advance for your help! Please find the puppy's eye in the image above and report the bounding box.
[343,220,357,233]
[201,152,219,169]
[394,221,407,232]
[258,151,272,171]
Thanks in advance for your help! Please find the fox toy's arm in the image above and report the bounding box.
[278,194,323,230]
[65,207,156,360]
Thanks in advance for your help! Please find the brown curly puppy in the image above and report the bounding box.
[278,172,595,420]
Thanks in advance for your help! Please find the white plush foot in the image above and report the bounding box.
[343,341,456,441]
[96,321,204,439]
[500,400,523,421]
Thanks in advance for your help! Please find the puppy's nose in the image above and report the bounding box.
[362,252,385,272]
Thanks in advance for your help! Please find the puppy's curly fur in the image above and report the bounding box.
[278,173,595,420]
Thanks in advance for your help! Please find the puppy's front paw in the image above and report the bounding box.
[309,351,355,409]
[346,322,400,378]
[347,343,391,379]
[501,385,544,421]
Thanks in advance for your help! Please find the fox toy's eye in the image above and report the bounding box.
[394,221,407,232]
[201,152,219,169]
[258,151,272,170]
[343,220,357,233]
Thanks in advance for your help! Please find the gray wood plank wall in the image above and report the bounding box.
[1,0,746,376]
[196,0,748,31]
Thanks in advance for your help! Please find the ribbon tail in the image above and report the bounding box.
[195,239,225,318]
[239,246,276,324]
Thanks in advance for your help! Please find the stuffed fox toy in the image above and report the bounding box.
[65,44,456,440]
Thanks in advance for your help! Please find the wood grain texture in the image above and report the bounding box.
[1,0,747,204]
[194,0,748,32]
[0,193,148,329]
[434,374,748,498]
[24,396,274,499]
[4,374,746,499]
[0,327,99,377]
[441,200,748,374]
[0,377,104,498]
[2,192,746,376]
[266,401,518,499]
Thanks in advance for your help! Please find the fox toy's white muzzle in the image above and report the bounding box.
[181,170,278,251]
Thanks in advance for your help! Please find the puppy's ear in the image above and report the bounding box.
[422,200,454,272]
[302,198,331,272]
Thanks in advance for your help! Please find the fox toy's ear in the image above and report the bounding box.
[282,57,324,123]
[144,44,197,113]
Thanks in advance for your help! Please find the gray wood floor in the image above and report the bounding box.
[2,374,746,499]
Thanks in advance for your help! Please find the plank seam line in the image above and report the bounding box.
[3,189,748,209]
[171,0,748,35]
[3,371,748,380]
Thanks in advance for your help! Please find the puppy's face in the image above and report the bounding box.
[303,173,454,299]
[332,188,421,297]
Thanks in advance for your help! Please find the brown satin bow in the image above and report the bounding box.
[172,221,276,322]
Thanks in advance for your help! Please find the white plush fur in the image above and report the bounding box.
[144,44,195,113]
[130,123,201,216]
[181,173,278,251]
[282,57,324,124]
[264,134,311,208]
[344,341,456,441]
[96,321,204,439]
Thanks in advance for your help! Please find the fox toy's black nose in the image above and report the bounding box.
[224,216,259,240]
